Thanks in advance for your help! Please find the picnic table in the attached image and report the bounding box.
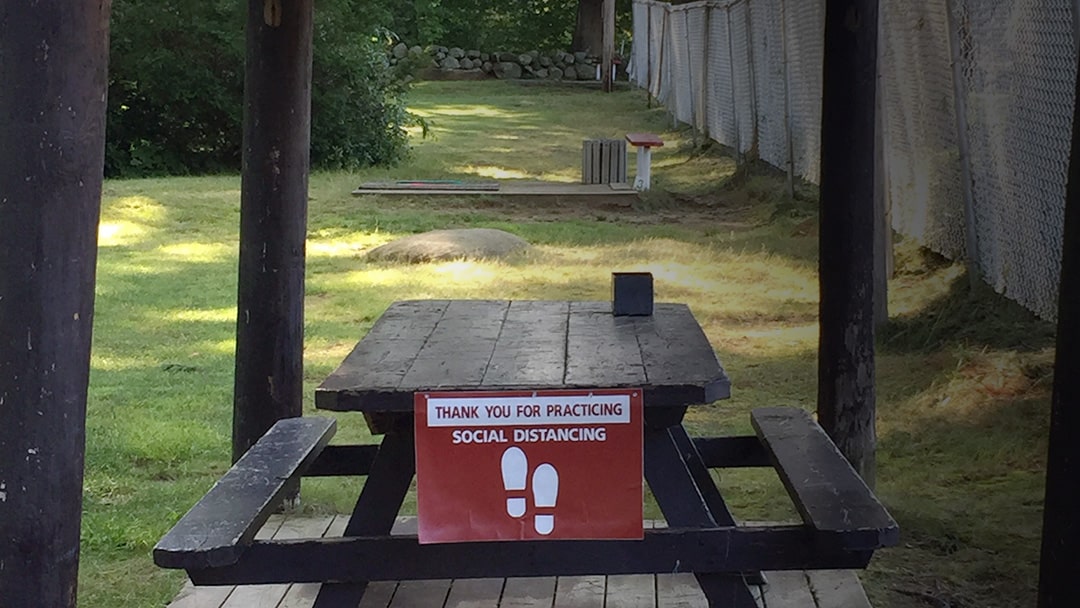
[154,298,898,608]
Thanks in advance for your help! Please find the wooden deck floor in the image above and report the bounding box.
[167,516,873,608]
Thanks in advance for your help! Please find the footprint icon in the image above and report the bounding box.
[532,463,559,535]
[501,446,528,518]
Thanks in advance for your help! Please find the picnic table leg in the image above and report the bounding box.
[312,424,416,608]
[644,416,760,608]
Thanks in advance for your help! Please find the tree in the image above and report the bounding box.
[572,0,603,55]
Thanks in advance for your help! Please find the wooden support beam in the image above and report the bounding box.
[1037,35,1080,607]
[0,3,111,606]
[817,0,879,487]
[233,0,314,463]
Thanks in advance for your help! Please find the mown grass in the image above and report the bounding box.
[82,80,1053,607]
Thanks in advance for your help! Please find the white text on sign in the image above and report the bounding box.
[426,394,631,427]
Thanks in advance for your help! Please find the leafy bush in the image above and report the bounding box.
[106,0,411,177]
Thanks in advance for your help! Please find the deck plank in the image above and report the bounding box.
[165,517,875,608]
[220,516,334,608]
[604,574,655,608]
[357,582,398,608]
[807,570,873,608]
[500,577,557,607]
[655,573,707,608]
[759,571,814,608]
[444,578,505,608]
[553,575,605,608]
[388,579,452,607]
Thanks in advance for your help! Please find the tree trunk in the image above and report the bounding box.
[233,0,314,465]
[0,2,111,607]
[572,0,604,56]
[817,0,879,487]
[1037,37,1080,608]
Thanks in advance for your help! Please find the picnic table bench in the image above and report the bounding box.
[154,298,898,608]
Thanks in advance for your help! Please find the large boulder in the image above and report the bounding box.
[575,63,596,80]
[493,61,523,79]
[392,42,408,59]
[366,229,530,263]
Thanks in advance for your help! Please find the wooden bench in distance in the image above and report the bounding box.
[154,417,337,570]
[751,407,899,551]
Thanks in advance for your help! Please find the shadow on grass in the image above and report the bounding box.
[880,269,1056,354]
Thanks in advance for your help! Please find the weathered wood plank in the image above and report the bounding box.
[388,579,452,607]
[751,407,898,549]
[220,516,332,608]
[166,514,283,608]
[553,575,605,608]
[187,527,872,585]
[155,418,336,570]
[565,301,647,387]
[806,570,872,608]
[500,577,557,607]
[314,430,416,606]
[635,304,731,403]
[356,582,398,608]
[167,582,233,608]
[655,573,707,608]
[444,578,505,608]
[275,516,336,608]
[482,300,569,387]
[400,300,509,390]
[316,300,449,410]
[317,300,732,412]
[605,574,655,608]
[757,571,814,608]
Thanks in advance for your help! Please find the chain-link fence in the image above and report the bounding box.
[630,0,1077,321]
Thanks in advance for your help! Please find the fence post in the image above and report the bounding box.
[726,6,744,164]
[945,0,981,287]
[779,0,796,201]
[700,7,712,139]
[743,0,760,157]
[646,3,653,107]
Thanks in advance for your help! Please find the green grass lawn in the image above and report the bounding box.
[81,80,1053,607]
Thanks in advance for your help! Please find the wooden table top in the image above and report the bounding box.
[315,299,730,413]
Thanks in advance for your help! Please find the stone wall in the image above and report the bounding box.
[390,43,612,81]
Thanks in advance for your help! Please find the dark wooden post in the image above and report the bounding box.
[0,3,111,607]
[601,0,616,92]
[1037,46,1080,608]
[233,0,314,463]
[817,0,879,487]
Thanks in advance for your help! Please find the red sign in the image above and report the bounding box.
[414,389,643,544]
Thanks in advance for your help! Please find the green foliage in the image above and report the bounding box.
[106,0,411,177]
[383,0,632,52]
